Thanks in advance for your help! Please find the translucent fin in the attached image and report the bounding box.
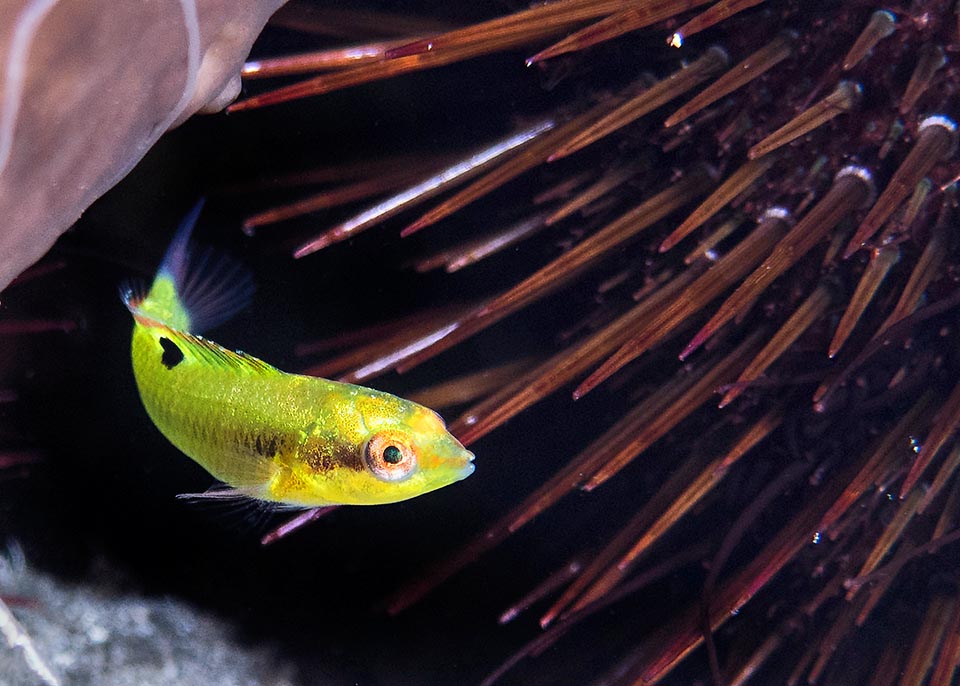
[118,278,147,314]
[125,200,255,333]
[177,486,303,538]
[176,485,264,503]
[177,485,300,510]
[157,325,279,377]
[159,199,206,292]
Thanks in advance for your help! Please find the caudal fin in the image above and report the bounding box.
[122,200,254,333]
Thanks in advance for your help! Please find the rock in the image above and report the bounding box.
[0,546,298,686]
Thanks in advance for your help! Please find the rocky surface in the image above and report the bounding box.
[0,545,297,686]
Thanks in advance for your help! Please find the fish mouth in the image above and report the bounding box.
[457,449,476,478]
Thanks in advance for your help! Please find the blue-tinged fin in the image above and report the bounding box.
[122,199,254,333]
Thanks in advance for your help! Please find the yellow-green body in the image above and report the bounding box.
[126,222,473,508]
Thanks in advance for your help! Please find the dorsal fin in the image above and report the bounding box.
[158,325,278,377]
[123,200,254,333]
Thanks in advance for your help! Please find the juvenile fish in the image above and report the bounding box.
[122,203,474,507]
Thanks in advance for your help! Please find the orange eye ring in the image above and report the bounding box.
[364,431,417,482]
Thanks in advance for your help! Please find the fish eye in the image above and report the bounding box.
[383,445,403,464]
[364,432,417,482]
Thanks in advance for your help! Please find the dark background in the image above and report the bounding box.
[3,2,909,684]
[1,3,677,684]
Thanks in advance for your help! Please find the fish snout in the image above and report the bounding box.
[455,448,476,478]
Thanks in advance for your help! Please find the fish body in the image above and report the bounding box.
[124,204,474,507]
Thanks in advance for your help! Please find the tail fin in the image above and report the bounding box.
[122,200,254,333]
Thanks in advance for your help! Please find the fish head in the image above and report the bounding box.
[304,386,474,505]
[348,391,475,504]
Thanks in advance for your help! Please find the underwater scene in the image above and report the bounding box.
[3,0,960,684]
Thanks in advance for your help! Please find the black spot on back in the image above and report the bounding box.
[159,337,184,369]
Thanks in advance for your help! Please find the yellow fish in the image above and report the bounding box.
[122,202,474,507]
